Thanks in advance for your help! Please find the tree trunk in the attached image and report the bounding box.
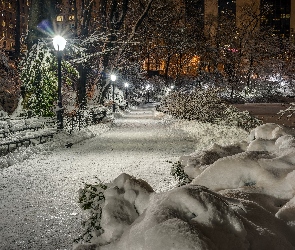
[14,0,21,60]
[77,64,88,109]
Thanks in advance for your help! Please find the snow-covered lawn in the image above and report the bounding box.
[1,104,294,250]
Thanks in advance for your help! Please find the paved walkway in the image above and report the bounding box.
[0,104,196,250]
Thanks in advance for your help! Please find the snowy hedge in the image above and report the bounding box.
[158,88,262,131]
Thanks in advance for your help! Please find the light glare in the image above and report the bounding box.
[53,35,67,51]
[111,74,117,81]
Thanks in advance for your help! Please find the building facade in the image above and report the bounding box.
[55,0,100,37]
[204,0,295,39]
[0,0,30,51]
[260,0,292,38]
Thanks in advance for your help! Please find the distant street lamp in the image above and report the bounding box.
[124,82,129,107]
[53,35,67,130]
[146,84,150,103]
[111,74,117,112]
[124,82,129,99]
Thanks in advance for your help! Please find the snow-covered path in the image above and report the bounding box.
[0,104,196,250]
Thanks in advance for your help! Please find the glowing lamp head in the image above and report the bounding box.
[111,74,117,81]
[124,82,129,88]
[53,35,67,51]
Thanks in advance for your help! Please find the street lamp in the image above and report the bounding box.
[111,74,117,112]
[124,82,129,99]
[53,35,66,130]
[124,82,129,108]
[146,84,150,103]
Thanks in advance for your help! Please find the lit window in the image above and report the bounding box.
[69,15,75,21]
[8,2,11,8]
[2,20,5,27]
[56,15,64,22]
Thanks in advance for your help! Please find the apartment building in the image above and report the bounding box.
[0,0,30,51]
[55,0,100,37]
[260,0,293,38]
[204,0,295,38]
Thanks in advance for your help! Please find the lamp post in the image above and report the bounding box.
[53,35,66,130]
[146,84,150,103]
[124,82,129,99]
[124,82,129,108]
[111,74,117,112]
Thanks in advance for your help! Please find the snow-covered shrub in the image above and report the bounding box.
[20,41,78,117]
[20,41,58,117]
[75,182,107,244]
[218,105,262,131]
[159,88,262,130]
[75,173,155,248]
[170,161,191,186]
[159,88,225,122]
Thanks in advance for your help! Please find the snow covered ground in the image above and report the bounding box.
[1,103,295,250]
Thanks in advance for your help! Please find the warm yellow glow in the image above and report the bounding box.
[190,56,200,66]
[56,16,64,22]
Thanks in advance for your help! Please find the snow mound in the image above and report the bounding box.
[100,173,154,243]
[248,123,287,141]
[176,123,295,199]
[75,181,295,250]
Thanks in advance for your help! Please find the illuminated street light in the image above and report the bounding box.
[111,74,117,112]
[124,82,129,98]
[53,35,67,130]
[124,82,129,107]
[146,84,150,103]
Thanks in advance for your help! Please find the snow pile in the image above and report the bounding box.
[74,123,295,250]
[187,123,295,199]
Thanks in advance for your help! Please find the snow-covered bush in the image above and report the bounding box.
[217,105,262,131]
[74,173,154,248]
[20,41,58,117]
[170,161,191,186]
[159,88,262,130]
[75,182,107,244]
[20,41,78,117]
